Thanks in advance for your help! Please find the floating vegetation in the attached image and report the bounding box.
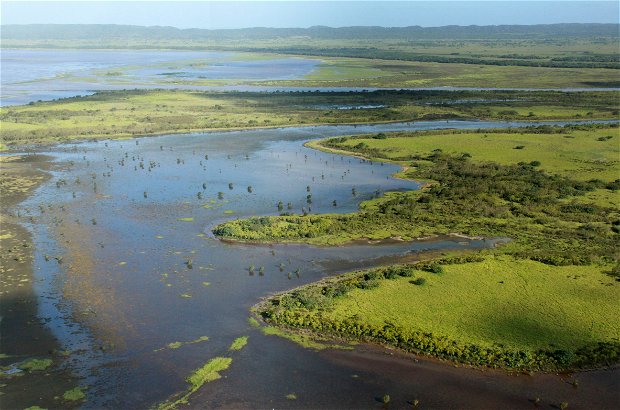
[223,210,234,214]
[229,336,249,351]
[157,357,232,410]
[260,326,352,351]
[247,317,260,328]
[18,358,53,372]
[177,217,194,222]
[201,282,211,287]
[286,393,297,400]
[154,336,209,352]
[180,293,192,298]
[62,387,86,402]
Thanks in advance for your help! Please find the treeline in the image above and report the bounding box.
[239,46,620,69]
[3,23,618,41]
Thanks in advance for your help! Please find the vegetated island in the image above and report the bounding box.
[214,122,620,371]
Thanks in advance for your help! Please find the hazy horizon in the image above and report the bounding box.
[1,1,618,29]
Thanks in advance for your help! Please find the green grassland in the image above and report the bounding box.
[322,257,619,352]
[257,255,619,370]
[312,126,620,181]
[1,89,618,146]
[219,123,620,369]
[258,58,620,89]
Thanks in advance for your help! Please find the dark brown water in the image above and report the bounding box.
[16,121,618,408]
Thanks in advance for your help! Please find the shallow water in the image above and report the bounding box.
[16,120,618,408]
[0,49,319,105]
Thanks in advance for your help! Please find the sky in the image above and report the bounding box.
[1,1,618,29]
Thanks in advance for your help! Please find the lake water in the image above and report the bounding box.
[2,49,618,106]
[12,120,617,408]
[0,49,320,105]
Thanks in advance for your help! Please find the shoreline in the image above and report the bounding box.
[0,154,78,408]
[234,126,619,375]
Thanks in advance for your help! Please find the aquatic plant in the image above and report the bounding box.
[18,358,53,372]
[229,336,249,351]
[62,387,86,402]
[157,357,232,410]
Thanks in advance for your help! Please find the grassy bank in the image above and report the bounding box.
[217,123,619,370]
[1,89,618,146]
[257,255,619,371]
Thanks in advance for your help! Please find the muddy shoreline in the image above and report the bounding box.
[0,154,77,409]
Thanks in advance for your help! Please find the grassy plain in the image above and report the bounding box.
[258,255,619,369]
[323,257,619,351]
[312,126,620,181]
[259,58,620,88]
[1,89,618,146]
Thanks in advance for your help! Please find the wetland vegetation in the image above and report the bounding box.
[2,19,619,410]
[218,122,620,370]
[1,89,618,146]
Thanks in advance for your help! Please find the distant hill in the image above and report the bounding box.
[2,23,619,41]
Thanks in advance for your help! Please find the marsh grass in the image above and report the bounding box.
[229,336,249,351]
[157,357,232,410]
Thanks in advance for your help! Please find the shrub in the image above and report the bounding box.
[358,279,380,290]
[425,264,444,274]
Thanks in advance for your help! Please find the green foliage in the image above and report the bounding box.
[62,387,86,402]
[187,357,232,387]
[229,336,249,351]
[18,358,53,372]
[158,357,233,410]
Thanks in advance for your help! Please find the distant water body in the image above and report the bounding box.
[1,49,618,106]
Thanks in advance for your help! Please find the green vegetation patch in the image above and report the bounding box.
[18,358,53,372]
[260,325,353,351]
[154,336,209,352]
[62,387,86,402]
[258,256,620,370]
[320,124,620,182]
[158,357,232,410]
[229,336,249,351]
